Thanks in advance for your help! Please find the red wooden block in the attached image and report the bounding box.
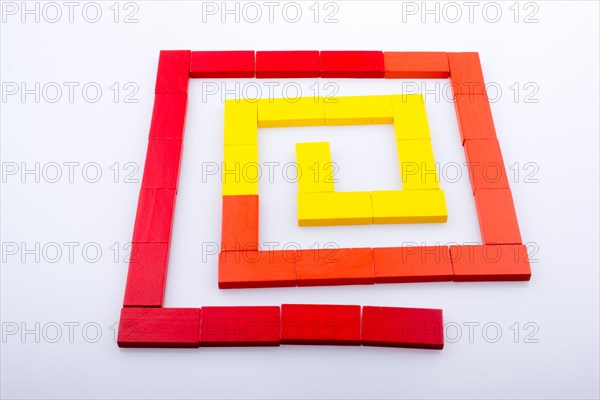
[464,139,509,193]
[373,246,453,283]
[131,188,177,243]
[221,195,259,252]
[361,306,444,349]
[117,307,201,348]
[474,188,522,245]
[155,50,191,93]
[320,51,385,78]
[141,139,183,189]
[281,304,361,345]
[123,243,170,307]
[190,51,255,78]
[384,52,449,79]
[200,306,281,346]
[296,248,374,286]
[450,244,531,281]
[454,94,497,144]
[218,250,297,289]
[256,51,320,78]
[148,93,188,139]
[448,52,487,96]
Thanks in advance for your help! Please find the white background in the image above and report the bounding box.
[1,1,599,399]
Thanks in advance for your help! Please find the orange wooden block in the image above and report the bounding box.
[218,250,297,289]
[221,195,259,252]
[384,52,449,79]
[454,94,497,144]
[448,52,487,96]
[474,188,522,245]
[450,244,531,281]
[296,248,374,286]
[373,246,453,283]
[464,140,509,193]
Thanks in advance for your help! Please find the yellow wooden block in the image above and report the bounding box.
[258,97,325,127]
[371,190,447,224]
[397,140,440,190]
[295,142,335,193]
[224,100,258,146]
[298,192,372,226]
[391,94,431,140]
[222,145,259,195]
[325,95,393,125]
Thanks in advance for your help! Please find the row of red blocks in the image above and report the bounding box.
[118,305,444,349]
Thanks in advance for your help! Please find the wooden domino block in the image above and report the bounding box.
[189,51,255,78]
[373,246,453,283]
[141,139,183,189]
[448,52,487,96]
[199,306,281,346]
[454,94,497,143]
[123,242,170,307]
[131,188,177,243]
[297,192,373,226]
[450,244,531,281]
[117,307,201,348]
[397,140,440,190]
[296,248,374,286]
[361,306,444,349]
[325,95,393,125]
[281,304,361,345]
[320,51,385,78]
[371,190,447,224]
[258,97,324,128]
[221,195,259,252]
[222,145,259,196]
[384,52,449,79]
[391,94,431,140]
[148,93,188,139]
[218,250,297,288]
[155,50,191,93]
[474,188,522,245]
[295,142,335,193]
[256,51,320,78]
[463,139,509,193]
[224,100,258,146]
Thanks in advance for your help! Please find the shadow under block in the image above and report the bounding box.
[295,142,335,193]
[450,244,531,281]
[224,100,258,146]
[397,140,440,190]
[220,195,259,252]
[297,192,372,226]
[281,304,361,345]
[218,250,297,289]
[325,95,393,125]
[373,246,453,283]
[155,50,191,94]
[454,94,497,143]
[474,188,522,245]
[391,94,431,140]
[463,139,509,193]
[123,243,170,307]
[361,306,444,349]
[189,51,255,78]
[384,52,449,79]
[148,93,188,139]
[141,139,183,189]
[222,145,259,195]
[296,248,374,286]
[199,306,281,346]
[448,52,487,96]
[371,190,447,224]
[320,51,385,78]
[132,188,177,243]
[256,51,320,78]
[117,307,201,348]
[258,97,325,127]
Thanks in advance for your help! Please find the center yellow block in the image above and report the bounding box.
[325,95,393,125]
[298,192,373,226]
[258,97,325,127]
[371,190,447,224]
[295,142,335,193]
